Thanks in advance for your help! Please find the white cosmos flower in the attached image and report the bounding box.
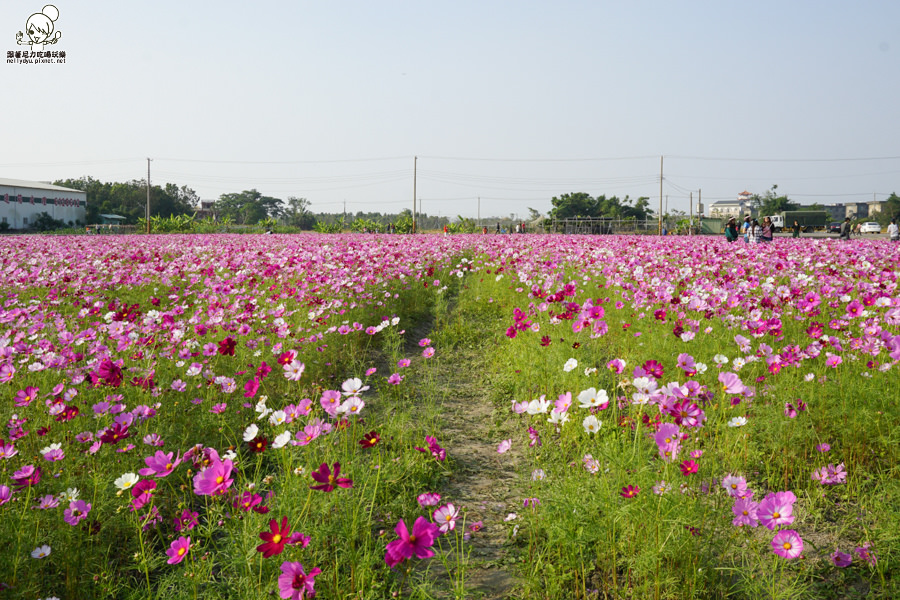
[59,488,79,503]
[563,358,578,372]
[713,354,729,366]
[242,424,259,442]
[526,396,551,415]
[272,431,292,449]
[114,472,140,491]
[804,373,815,382]
[31,545,51,559]
[40,443,62,455]
[547,410,569,425]
[341,377,370,396]
[727,416,748,428]
[582,415,602,434]
[577,388,608,409]
[268,410,287,426]
[694,362,708,374]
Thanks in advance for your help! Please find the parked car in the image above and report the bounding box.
[827,222,843,234]
[860,222,882,234]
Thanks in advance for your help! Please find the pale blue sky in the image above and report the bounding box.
[3,1,900,218]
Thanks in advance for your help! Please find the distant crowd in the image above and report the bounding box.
[724,216,899,243]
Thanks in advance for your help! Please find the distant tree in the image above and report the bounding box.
[757,185,798,217]
[54,177,198,224]
[217,189,284,224]
[285,197,316,229]
[527,207,543,221]
[549,192,596,219]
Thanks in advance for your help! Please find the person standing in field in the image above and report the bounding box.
[791,220,801,238]
[760,217,774,243]
[724,217,738,242]
[741,216,751,243]
[748,219,761,244]
[888,218,899,242]
[840,217,851,241]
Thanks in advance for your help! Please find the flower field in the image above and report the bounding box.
[0,233,898,599]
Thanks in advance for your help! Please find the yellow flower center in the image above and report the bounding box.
[272,534,282,544]
[731,484,738,489]
[178,547,186,556]
[772,511,780,519]
[409,535,416,543]
[165,463,173,470]
[742,510,748,516]
[783,542,792,550]
[216,476,224,484]
[328,475,335,484]
[445,515,452,521]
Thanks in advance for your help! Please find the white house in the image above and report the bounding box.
[709,190,753,220]
[0,178,87,230]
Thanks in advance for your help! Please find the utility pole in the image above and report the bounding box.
[412,156,417,233]
[146,158,152,234]
[343,200,346,223]
[698,188,702,232]
[658,156,664,235]
[689,192,693,236]
[478,196,480,228]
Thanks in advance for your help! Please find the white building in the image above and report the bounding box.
[0,178,86,230]
[709,190,753,220]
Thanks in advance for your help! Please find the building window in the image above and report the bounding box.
[23,217,28,225]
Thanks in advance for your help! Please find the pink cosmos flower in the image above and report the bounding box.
[855,542,877,566]
[138,450,182,478]
[721,474,748,498]
[0,485,12,506]
[14,386,39,407]
[654,423,681,462]
[278,561,322,599]
[173,509,198,532]
[397,358,411,368]
[130,480,157,511]
[497,439,512,454]
[757,491,796,530]
[717,372,746,395]
[64,500,91,526]
[433,503,460,534]
[384,517,440,568]
[422,347,435,358]
[620,485,640,498]
[192,455,234,496]
[831,550,852,567]
[771,530,803,559]
[417,492,441,507]
[209,403,227,414]
[679,460,699,476]
[11,464,41,490]
[387,373,404,385]
[731,497,759,527]
[166,536,191,565]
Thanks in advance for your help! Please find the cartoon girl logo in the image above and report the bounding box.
[16,5,62,52]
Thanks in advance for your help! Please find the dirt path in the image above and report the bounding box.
[429,345,523,599]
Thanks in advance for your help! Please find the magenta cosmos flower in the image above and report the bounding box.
[138,450,182,478]
[309,462,352,492]
[192,455,234,496]
[11,465,41,490]
[771,530,803,559]
[64,500,91,526]
[166,536,191,564]
[384,516,440,568]
[278,561,322,599]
